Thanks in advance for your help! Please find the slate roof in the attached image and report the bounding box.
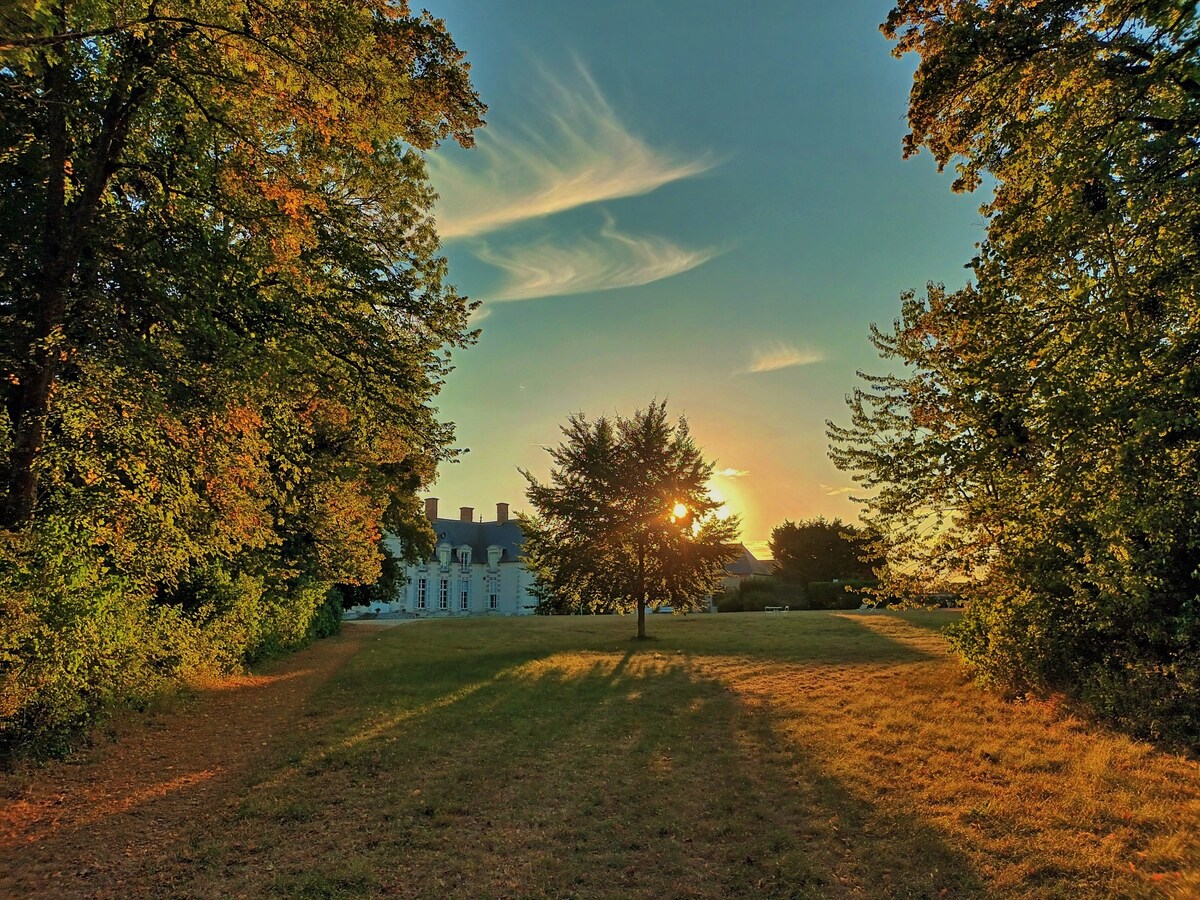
[725,544,774,577]
[430,517,525,563]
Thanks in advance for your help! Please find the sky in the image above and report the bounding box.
[417,0,984,558]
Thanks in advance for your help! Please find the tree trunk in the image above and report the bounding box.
[3,32,160,527]
[4,47,71,528]
[635,535,647,639]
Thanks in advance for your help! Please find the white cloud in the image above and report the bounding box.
[426,63,714,239]
[741,341,825,374]
[820,484,855,497]
[476,214,717,301]
[714,467,749,479]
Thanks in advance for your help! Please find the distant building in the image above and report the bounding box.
[720,544,774,592]
[346,500,765,618]
[378,499,538,617]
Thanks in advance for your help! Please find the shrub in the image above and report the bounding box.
[0,530,344,761]
[716,578,809,612]
[308,588,344,640]
[948,583,1199,749]
[715,590,743,613]
[806,580,875,610]
[0,530,218,759]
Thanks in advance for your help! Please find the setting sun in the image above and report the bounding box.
[671,502,688,519]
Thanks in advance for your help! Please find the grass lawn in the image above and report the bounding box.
[57,612,1200,897]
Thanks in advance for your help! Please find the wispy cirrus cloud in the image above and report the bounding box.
[820,483,855,497]
[714,467,749,478]
[740,341,825,375]
[476,214,718,301]
[426,63,715,240]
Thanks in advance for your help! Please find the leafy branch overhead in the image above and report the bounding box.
[831,1,1200,745]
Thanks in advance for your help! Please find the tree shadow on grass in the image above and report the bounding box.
[177,637,991,899]
[646,611,944,667]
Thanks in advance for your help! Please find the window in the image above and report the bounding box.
[487,574,500,610]
[460,583,470,611]
[439,577,448,609]
[458,547,471,575]
[416,578,427,610]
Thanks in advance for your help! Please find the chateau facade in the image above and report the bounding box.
[378,498,537,617]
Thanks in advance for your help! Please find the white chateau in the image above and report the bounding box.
[375,498,538,617]
[345,497,772,619]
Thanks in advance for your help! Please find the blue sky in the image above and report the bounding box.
[418,0,984,556]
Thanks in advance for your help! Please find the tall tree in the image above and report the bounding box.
[769,517,878,587]
[0,0,484,527]
[522,402,740,638]
[830,1,1200,742]
[0,1,485,754]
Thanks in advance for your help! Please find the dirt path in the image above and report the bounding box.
[0,625,379,898]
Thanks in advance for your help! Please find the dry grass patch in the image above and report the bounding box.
[3,612,1198,898]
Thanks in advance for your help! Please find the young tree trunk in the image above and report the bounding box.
[635,536,647,639]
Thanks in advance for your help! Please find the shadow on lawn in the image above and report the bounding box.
[187,621,990,899]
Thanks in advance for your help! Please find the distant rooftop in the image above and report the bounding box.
[726,544,774,577]
[429,517,524,563]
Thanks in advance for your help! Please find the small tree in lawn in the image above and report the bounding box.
[521,401,741,638]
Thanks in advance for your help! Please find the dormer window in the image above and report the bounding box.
[436,543,452,570]
[458,545,472,574]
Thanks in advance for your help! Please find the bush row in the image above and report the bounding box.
[715,577,876,612]
[0,534,343,761]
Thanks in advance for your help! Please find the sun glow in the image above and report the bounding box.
[707,485,732,521]
[672,502,689,519]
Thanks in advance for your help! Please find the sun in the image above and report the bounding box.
[671,502,689,519]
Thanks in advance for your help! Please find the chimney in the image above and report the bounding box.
[496,502,510,524]
[459,506,474,522]
[424,497,439,521]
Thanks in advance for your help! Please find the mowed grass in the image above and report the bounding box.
[158,612,1198,898]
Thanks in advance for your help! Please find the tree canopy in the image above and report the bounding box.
[830,1,1200,744]
[0,1,484,756]
[521,402,741,638]
[769,517,878,588]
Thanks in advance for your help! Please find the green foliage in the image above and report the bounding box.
[521,401,742,635]
[337,540,406,610]
[805,581,873,611]
[309,590,345,641]
[740,576,804,611]
[830,1,1200,745]
[0,1,482,758]
[713,590,742,613]
[770,517,879,587]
